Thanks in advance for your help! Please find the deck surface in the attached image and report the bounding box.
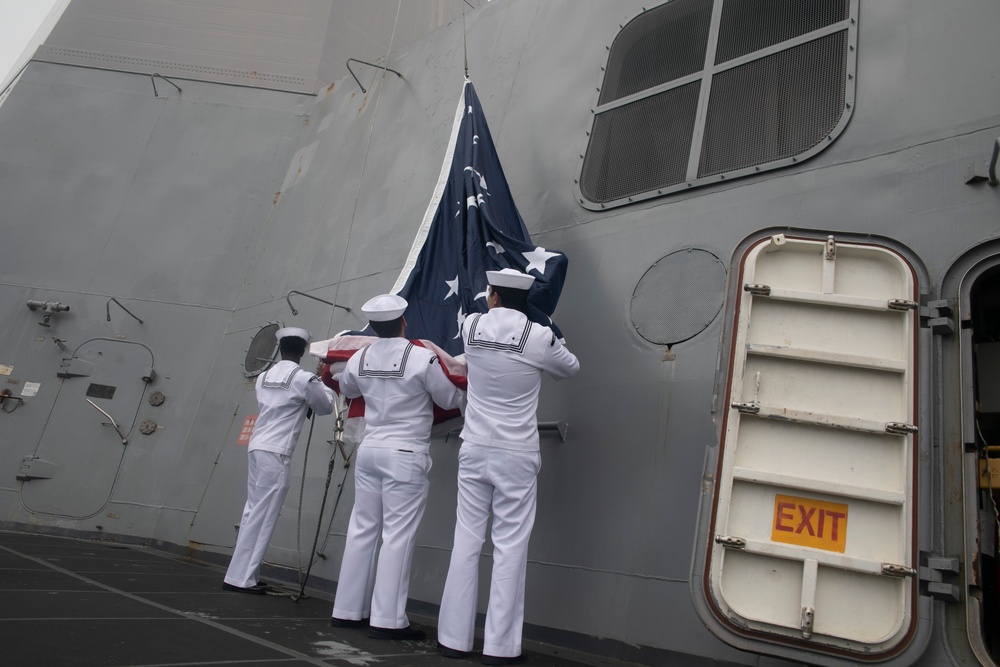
[0,531,614,667]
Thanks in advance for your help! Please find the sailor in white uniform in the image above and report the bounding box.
[437,269,580,665]
[223,327,335,593]
[331,294,465,640]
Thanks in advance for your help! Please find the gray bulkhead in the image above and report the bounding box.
[0,1,999,666]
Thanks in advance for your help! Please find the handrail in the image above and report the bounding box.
[286,290,351,316]
[106,297,144,324]
[150,73,182,97]
[345,58,402,94]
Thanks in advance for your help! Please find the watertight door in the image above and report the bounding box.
[705,235,920,659]
[20,339,153,519]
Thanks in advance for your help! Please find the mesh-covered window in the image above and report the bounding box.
[579,0,855,209]
[581,82,700,203]
[715,0,849,64]
[699,32,847,177]
[599,0,713,104]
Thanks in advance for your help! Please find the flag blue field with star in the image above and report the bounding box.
[393,80,567,356]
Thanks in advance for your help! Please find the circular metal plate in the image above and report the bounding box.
[630,248,727,345]
[139,419,157,435]
[148,391,166,406]
[244,323,280,377]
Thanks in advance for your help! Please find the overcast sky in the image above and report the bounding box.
[0,0,62,84]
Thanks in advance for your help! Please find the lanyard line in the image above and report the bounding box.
[462,0,469,78]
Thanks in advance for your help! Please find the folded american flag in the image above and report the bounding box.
[311,335,467,444]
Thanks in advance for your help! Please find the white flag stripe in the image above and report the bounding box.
[390,80,470,295]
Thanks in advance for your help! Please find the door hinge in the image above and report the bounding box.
[17,456,57,481]
[56,358,94,378]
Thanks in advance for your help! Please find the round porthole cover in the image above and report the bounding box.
[244,323,280,377]
[630,248,727,345]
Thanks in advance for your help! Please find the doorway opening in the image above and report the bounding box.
[969,265,1000,662]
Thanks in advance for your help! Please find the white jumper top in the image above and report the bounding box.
[339,337,464,453]
[247,359,335,457]
[460,307,579,451]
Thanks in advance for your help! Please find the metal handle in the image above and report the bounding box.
[86,399,128,445]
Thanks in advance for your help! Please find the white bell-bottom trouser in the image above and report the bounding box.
[438,445,540,658]
[332,446,431,629]
[224,450,292,588]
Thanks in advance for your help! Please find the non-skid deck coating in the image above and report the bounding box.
[0,531,617,667]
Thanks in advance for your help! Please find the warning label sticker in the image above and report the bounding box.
[237,414,258,446]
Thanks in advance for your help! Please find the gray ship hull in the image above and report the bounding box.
[1,2,998,666]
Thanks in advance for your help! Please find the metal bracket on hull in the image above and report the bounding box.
[918,553,961,603]
[538,421,569,441]
[992,137,1000,185]
[964,136,999,186]
[921,299,956,335]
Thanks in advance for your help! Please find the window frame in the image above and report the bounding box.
[576,0,859,210]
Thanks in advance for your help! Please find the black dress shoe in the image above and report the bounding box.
[437,641,472,659]
[368,625,426,640]
[222,582,267,595]
[330,616,369,628]
[480,654,527,666]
